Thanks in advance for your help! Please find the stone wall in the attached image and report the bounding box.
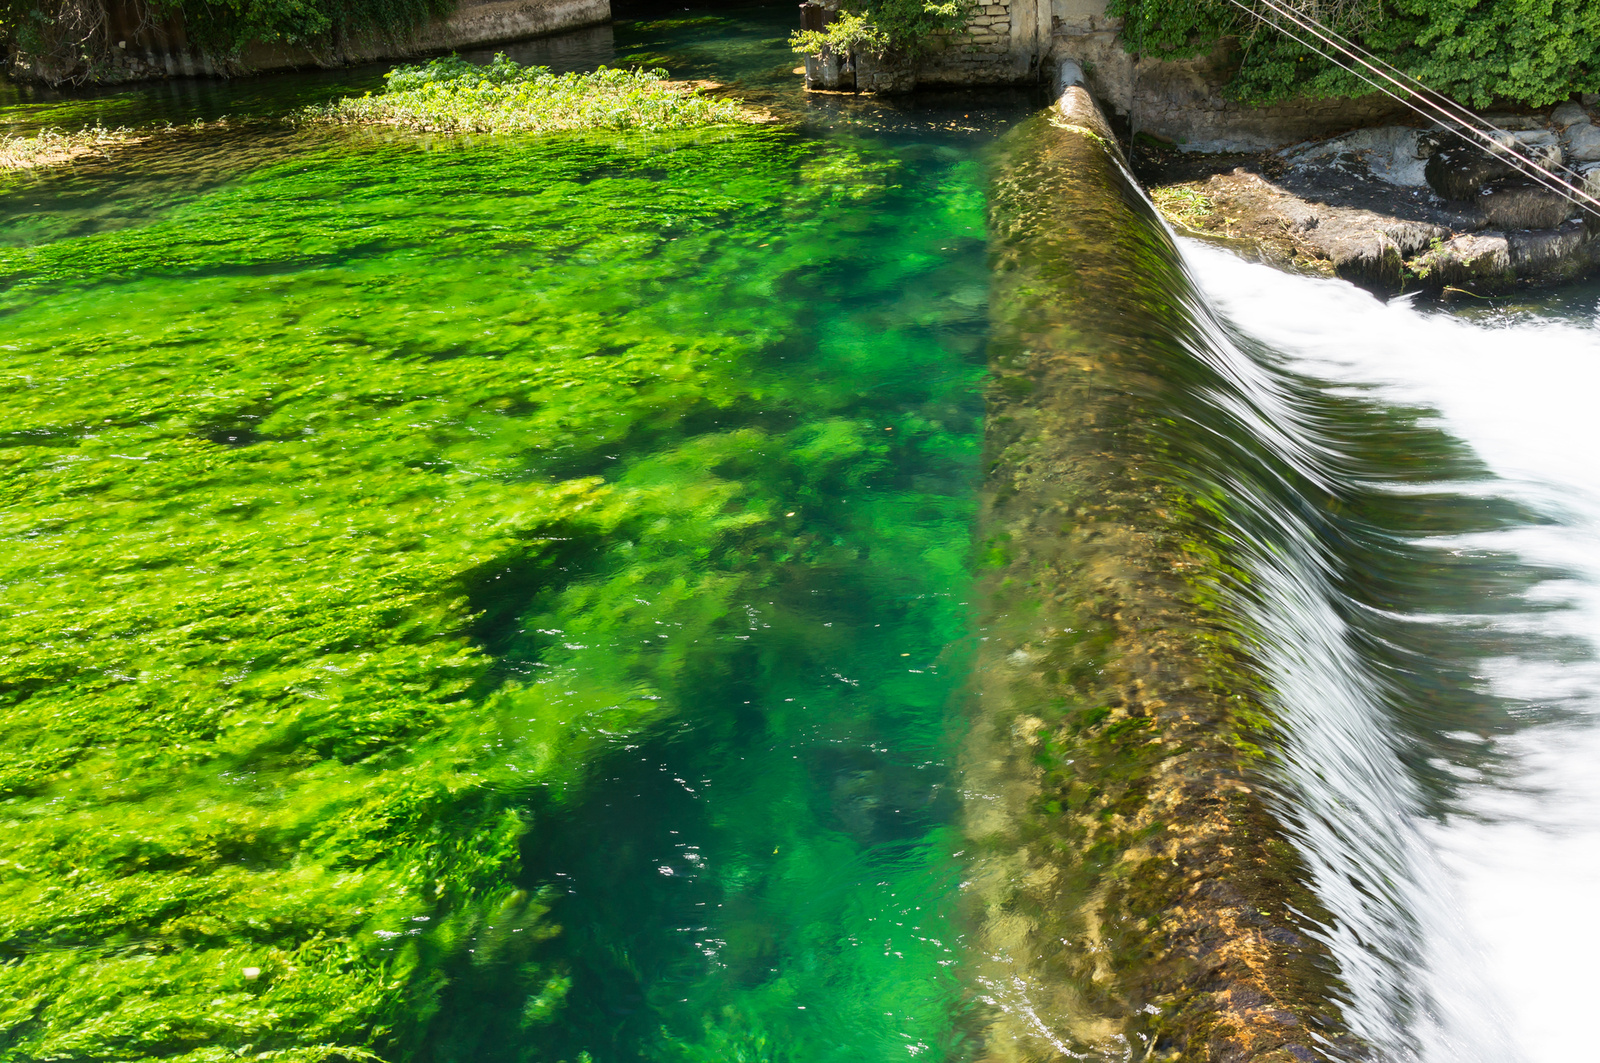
[9,0,610,85]
[1050,26,1409,150]
[803,0,1417,150]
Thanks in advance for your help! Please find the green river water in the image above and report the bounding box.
[0,11,1044,1063]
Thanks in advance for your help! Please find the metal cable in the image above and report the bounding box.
[1249,0,1590,188]
[1248,0,1587,181]
[1219,0,1600,218]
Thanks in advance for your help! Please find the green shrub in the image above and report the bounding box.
[306,54,753,132]
[788,0,972,58]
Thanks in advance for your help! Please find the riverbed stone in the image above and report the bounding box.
[1581,161,1600,199]
[1415,232,1513,289]
[1507,223,1599,281]
[1509,129,1565,168]
[1552,101,1591,128]
[1285,125,1432,186]
[1482,113,1546,131]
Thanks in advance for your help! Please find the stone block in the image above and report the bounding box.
[1565,121,1600,164]
[1552,101,1590,128]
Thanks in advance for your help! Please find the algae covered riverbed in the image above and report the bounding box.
[0,11,1039,1060]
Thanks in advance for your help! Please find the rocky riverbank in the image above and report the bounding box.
[1139,98,1600,296]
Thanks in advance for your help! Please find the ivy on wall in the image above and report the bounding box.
[1107,0,1600,107]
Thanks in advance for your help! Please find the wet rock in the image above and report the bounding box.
[1507,223,1599,281]
[1284,125,1431,187]
[1414,232,1512,289]
[1481,113,1546,131]
[1582,161,1600,200]
[1507,128,1564,169]
[1564,120,1600,163]
[1426,144,1519,201]
[1316,217,1445,290]
[1480,178,1576,230]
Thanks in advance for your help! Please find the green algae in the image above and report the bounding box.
[0,113,990,1062]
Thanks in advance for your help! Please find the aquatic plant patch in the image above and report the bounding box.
[0,116,987,1063]
[0,124,140,170]
[306,54,754,134]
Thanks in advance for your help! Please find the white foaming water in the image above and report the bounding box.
[1180,240,1600,1063]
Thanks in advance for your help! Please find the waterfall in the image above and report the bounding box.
[972,84,1591,1062]
[1186,243,1600,1063]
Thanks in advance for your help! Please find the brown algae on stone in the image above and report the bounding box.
[962,93,1355,1063]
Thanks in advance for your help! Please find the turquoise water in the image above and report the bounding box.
[0,11,1030,1062]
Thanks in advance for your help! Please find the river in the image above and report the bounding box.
[0,8,1595,1062]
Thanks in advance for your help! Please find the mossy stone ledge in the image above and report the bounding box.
[960,89,1357,1063]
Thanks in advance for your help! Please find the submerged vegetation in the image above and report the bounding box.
[0,97,987,1060]
[0,123,138,170]
[306,55,753,133]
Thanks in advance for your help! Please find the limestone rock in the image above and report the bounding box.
[1480,179,1576,230]
[1581,161,1600,201]
[1552,101,1591,128]
[1481,113,1546,131]
[1426,144,1518,201]
[1283,126,1431,187]
[1507,224,1599,281]
[1414,232,1512,289]
[1508,129,1564,169]
[1564,120,1600,163]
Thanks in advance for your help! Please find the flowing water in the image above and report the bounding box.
[1183,248,1600,1063]
[2,10,1598,1062]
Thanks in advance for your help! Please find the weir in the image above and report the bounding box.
[964,79,1349,1063]
[964,74,1571,1062]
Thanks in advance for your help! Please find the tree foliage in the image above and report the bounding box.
[789,0,972,58]
[1107,0,1600,107]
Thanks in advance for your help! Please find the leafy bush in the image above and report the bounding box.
[306,53,752,132]
[788,0,972,58]
[1108,0,1600,107]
